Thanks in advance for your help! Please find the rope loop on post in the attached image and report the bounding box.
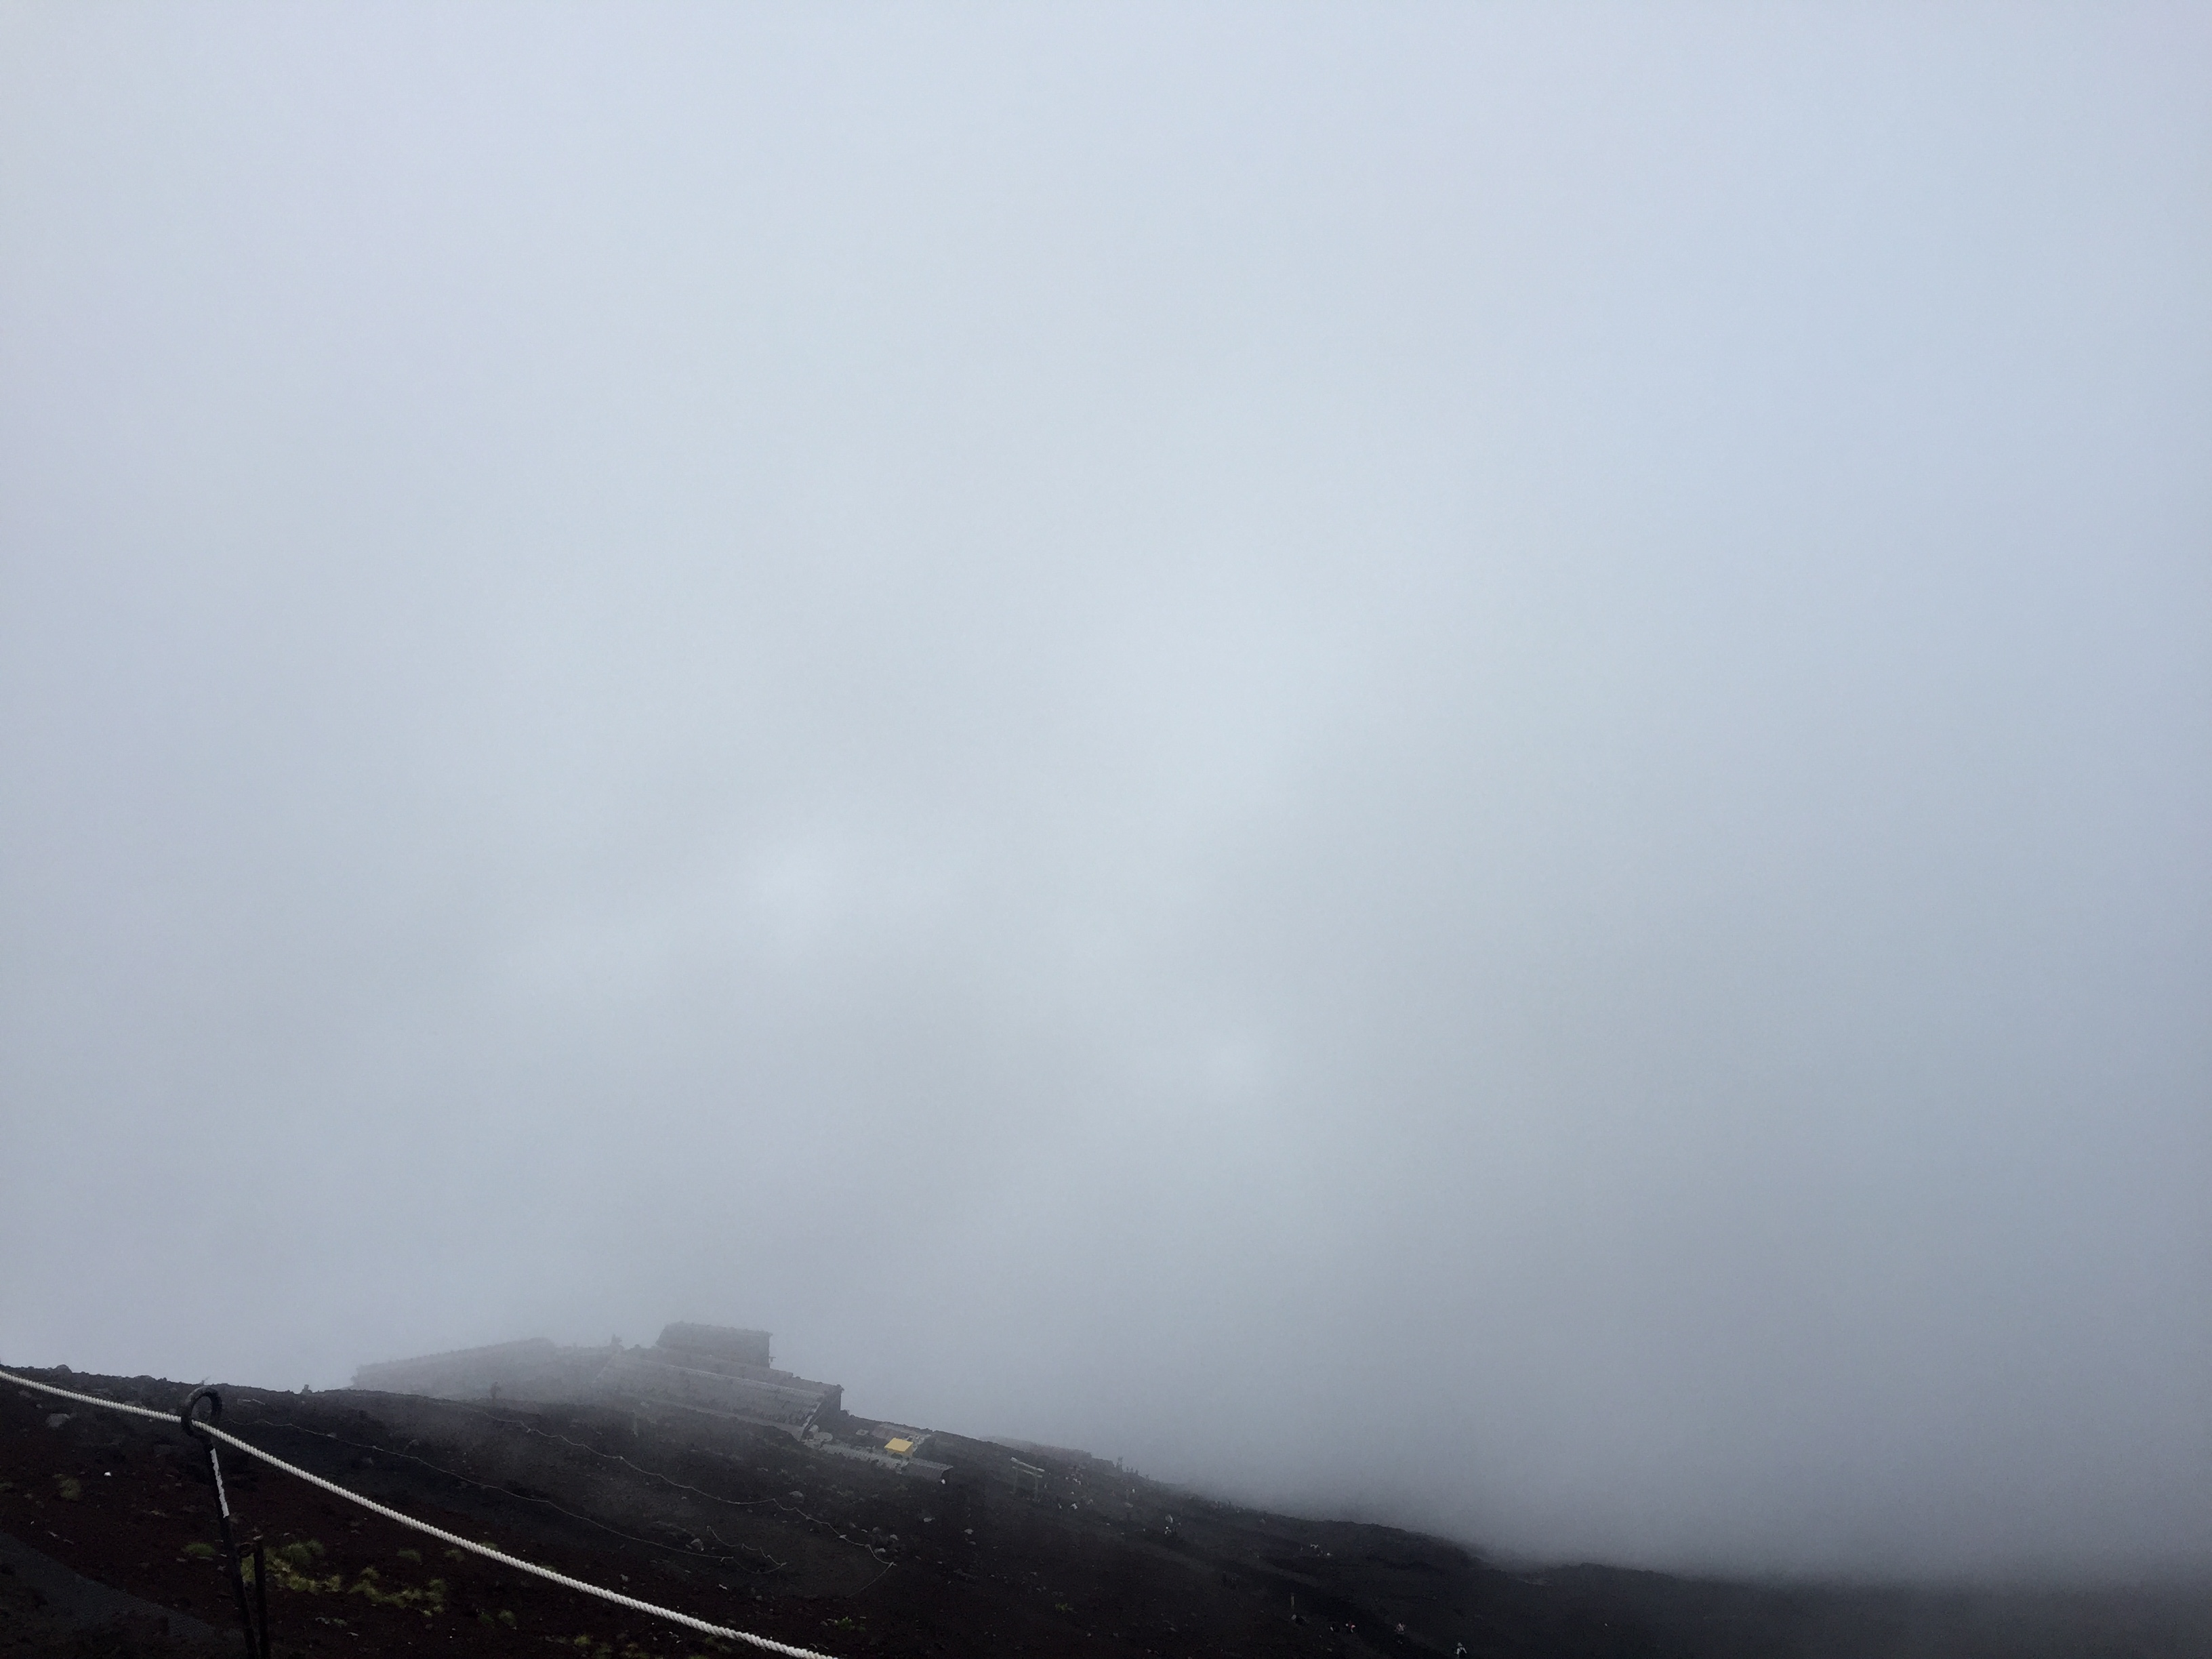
[176,1382,261,1658]
[181,1385,223,1440]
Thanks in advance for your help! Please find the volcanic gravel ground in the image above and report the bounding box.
[5,1367,2209,1659]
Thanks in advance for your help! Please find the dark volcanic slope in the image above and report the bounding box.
[4,1366,2207,1659]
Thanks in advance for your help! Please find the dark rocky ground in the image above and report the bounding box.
[5,1365,2207,1659]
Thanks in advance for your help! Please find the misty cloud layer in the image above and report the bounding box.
[3,5,2207,1581]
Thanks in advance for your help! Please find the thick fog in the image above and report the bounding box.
[3,4,2207,1584]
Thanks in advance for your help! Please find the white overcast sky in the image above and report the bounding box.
[3,3,2208,1582]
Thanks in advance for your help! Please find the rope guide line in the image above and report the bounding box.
[1,1367,840,1659]
[224,1406,790,1574]
[424,1398,892,1562]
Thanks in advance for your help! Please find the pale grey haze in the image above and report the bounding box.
[2,3,2207,1585]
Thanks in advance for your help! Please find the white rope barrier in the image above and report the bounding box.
[2,1368,171,1422]
[1,1366,840,1659]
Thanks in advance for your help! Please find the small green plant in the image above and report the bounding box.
[260,1540,343,1595]
[321,1561,447,1616]
[497,1610,517,1629]
[182,1541,217,1561]
[445,1548,466,1563]
[396,1547,422,1564]
[53,1476,81,1500]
